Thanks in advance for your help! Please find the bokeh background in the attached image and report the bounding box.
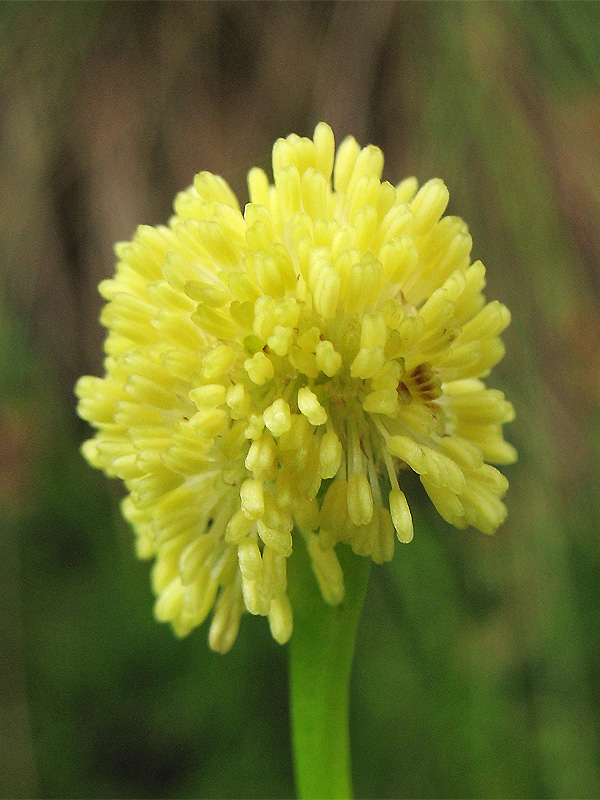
[1,2,600,798]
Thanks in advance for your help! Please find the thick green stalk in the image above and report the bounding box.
[288,536,371,800]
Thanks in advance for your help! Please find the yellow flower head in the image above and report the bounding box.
[76,123,516,652]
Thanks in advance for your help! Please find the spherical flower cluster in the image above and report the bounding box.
[76,123,516,652]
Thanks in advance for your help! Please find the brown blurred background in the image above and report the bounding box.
[1,2,600,798]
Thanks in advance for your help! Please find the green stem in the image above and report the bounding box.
[288,536,371,800]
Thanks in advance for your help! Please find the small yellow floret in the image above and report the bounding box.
[319,432,343,479]
[263,398,292,436]
[315,340,342,377]
[244,351,275,385]
[389,489,414,543]
[297,387,328,426]
[240,479,264,519]
[347,473,374,526]
[268,595,293,645]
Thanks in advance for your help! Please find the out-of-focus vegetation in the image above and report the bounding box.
[1,3,599,798]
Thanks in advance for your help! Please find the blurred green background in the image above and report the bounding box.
[1,2,599,798]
